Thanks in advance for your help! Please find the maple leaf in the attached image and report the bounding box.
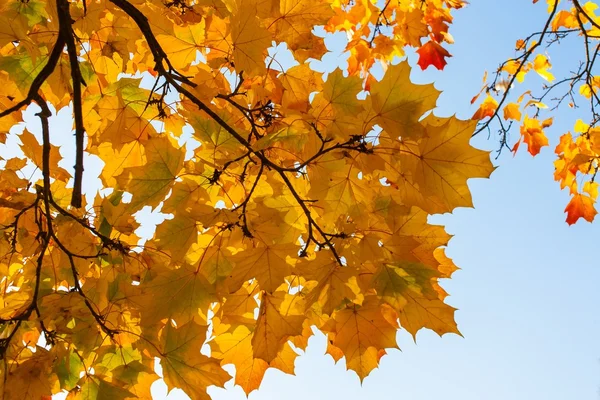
[369,62,440,139]
[252,291,304,362]
[157,21,206,70]
[503,102,522,121]
[136,263,216,327]
[532,54,555,82]
[372,262,437,312]
[398,294,461,337]
[564,193,597,225]
[416,41,452,70]
[280,64,323,112]
[226,244,297,294]
[472,93,498,121]
[325,297,399,380]
[268,0,333,56]
[231,4,272,76]
[310,68,366,139]
[297,252,362,315]
[19,129,70,182]
[160,321,231,400]
[395,9,429,47]
[2,347,55,399]
[384,116,494,213]
[513,115,551,156]
[116,135,184,211]
[74,375,137,400]
[155,215,199,263]
[210,324,270,394]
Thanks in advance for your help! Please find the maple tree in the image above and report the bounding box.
[0,0,495,399]
[472,0,600,225]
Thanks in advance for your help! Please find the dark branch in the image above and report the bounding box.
[109,0,359,267]
[473,0,559,138]
[57,0,86,208]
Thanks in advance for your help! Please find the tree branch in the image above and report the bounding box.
[109,0,352,267]
[473,0,559,138]
[57,0,86,208]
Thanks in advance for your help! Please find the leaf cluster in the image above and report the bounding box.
[0,0,492,398]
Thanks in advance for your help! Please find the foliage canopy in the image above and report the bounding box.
[0,0,499,399]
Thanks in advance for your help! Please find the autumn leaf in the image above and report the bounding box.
[395,9,428,47]
[2,347,55,399]
[155,215,199,263]
[226,244,297,294]
[325,297,399,380]
[564,193,597,225]
[157,21,206,70]
[472,93,498,120]
[116,135,184,211]
[513,115,550,156]
[398,294,460,337]
[387,116,495,213]
[136,263,216,327]
[310,68,366,139]
[297,252,362,315]
[19,129,70,182]
[252,291,304,362]
[74,375,136,400]
[533,54,555,82]
[231,4,272,76]
[369,62,439,139]
[160,321,231,400]
[268,0,333,58]
[280,64,323,112]
[210,324,269,395]
[503,102,522,121]
[416,41,452,70]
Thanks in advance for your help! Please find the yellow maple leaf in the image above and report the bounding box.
[157,21,206,69]
[326,297,399,380]
[226,243,297,293]
[252,290,304,362]
[19,129,70,182]
[297,252,362,315]
[116,136,184,211]
[210,323,270,395]
[369,62,439,139]
[514,115,550,156]
[231,4,272,76]
[160,321,231,400]
[532,54,555,82]
[387,116,494,213]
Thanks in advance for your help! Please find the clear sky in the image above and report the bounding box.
[34,1,599,399]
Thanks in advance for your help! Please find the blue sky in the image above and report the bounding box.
[27,1,598,399]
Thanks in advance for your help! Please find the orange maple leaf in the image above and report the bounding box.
[416,41,452,70]
[472,94,498,120]
[513,115,550,156]
[564,193,598,225]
